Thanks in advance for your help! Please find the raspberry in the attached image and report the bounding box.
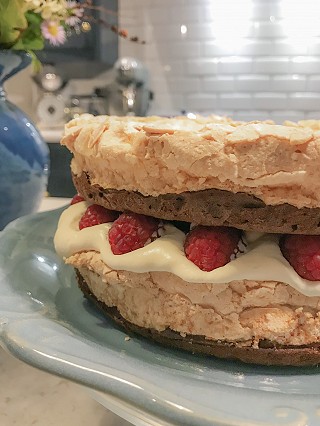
[108,212,160,254]
[280,235,320,281]
[71,194,85,205]
[184,226,241,272]
[79,204,118,230]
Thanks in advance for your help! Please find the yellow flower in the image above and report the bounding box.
[25,0,68,19]
[24,0,42,11]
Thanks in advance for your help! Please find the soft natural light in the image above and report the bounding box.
[211,0,253,48]
[180,24,187,35]
[281,0,320,45]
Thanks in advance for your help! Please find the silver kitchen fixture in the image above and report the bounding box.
[33,64,69,127]
[95,57,153,116]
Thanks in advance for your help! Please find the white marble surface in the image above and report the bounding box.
[39,128,64,144]
[0,197,133,426]
[0,350,131,426]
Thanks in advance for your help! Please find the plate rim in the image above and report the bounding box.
[1,208,320,426]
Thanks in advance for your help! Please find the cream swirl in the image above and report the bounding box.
[54,202,320,297]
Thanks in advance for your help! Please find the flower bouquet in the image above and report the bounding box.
[0,0,141,66]
[0,1,87,50]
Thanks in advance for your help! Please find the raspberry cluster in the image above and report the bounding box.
[72,191,320,281]
[76,196,241,268]
[75,195,320,281]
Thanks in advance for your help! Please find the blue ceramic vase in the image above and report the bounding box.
[0,50,49,230]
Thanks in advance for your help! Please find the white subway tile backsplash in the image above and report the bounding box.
[253,57,290,74]
[305,111,320,119]
[253,93,287,109]
[198,5,216,23]
[271,75,306,91]
[204,109,235,118]
[161,61,184,75]
[203,42,238,57]
[145,42,201,59]
[252,3,283,19]
[233,110,271,122]
[250,20,285,38]
[219,94,253,110]
[149,93,185,116]
[150,24,185,41]
[174,79,202,93]
[155,78,202,93]
[240,40,275,56]
[119,40,141,58]
[118,16,137,27]
[217,57,252,74]
[119,0,320,117]
[308,43,320,56]
[270,110,306,123]
[119,0,142,9]
[186,94,218,111]
[306,76,320,91]
[187,59,218,75]
[235,75,270,91]
[271,42,308,56]
[289,94,320,111]
[290,58,320,74]
[238,40,306,57]
[203,77,235,92]
[142,6,201,24]
[183,24,216,40]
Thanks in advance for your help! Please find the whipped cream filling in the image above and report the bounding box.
[54,202,320,297]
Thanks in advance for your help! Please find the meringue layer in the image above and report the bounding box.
[61,114,320,208]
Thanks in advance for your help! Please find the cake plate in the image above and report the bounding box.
[0,208,320,426]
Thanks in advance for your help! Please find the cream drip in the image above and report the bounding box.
[54,202,320,297]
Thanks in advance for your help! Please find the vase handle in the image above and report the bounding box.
[0,50,33,85]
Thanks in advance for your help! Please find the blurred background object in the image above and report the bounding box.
[118,0,320,123]
[0,51,49,230]
[7,0,320,197]
[95,57,153,116]
[33,64,69,128]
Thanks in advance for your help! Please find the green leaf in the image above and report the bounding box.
[12,12,44,51]
[27,50,42,73]
[0,0,28,46]
[13,37,44,51]
[25,11,42,26]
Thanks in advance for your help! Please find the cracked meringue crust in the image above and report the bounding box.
[284,119,320,131]
[78,274,320,367]
[69,252,320,366]
[62,114,320,209]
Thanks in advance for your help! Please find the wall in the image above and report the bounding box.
[5,0,119,123]
[118,0,320,122]
[5,67,36,122]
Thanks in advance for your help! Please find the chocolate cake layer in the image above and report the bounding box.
[73,172,320,235]
[76,270,320,367]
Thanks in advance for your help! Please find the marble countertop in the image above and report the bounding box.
[0,197,132,426]
[39,128,64,144]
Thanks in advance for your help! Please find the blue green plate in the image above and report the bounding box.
[0,208,320,426]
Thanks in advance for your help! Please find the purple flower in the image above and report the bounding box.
[41,20,66,46]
